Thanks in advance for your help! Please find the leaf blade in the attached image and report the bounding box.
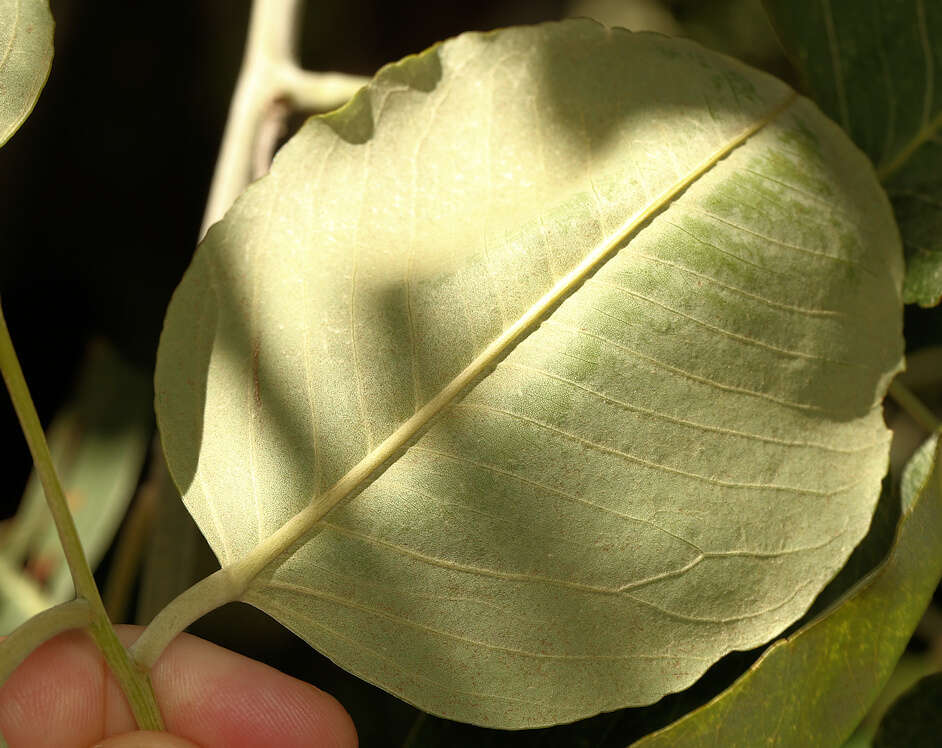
[157,20,904,727]
[632,434,942,747]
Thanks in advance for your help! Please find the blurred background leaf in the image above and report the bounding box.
[0,339,151,631]
[872,672,942,747]
[762,0,942,307]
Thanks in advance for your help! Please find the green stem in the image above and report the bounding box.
[889,378,942,433]
[0,303,164,729]
[0,307,93,604]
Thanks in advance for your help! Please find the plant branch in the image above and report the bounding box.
[889,378,942,433]
[201,0,303,237]
[201,0,365,238]
[200,0,367,235]
[277,67,368,111]
[0,303,164,729]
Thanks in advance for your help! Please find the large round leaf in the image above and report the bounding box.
[156,20,903,727]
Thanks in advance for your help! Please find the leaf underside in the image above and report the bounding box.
[156,20,903,728]
[763,0,942,307]
[0,0,53,147]
[634,436,942,747]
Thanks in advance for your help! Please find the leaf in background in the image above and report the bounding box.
[873,672,942,747]
[0,340,152,630]
[633,434,942,747]
[845,652,940,745]
[135,449,216,626]
[0,0,53,147]
[0,556,49,633]
[676,0,785,70]
[157,20,903,727]
[762,0,942,306]
[797,472,899,621]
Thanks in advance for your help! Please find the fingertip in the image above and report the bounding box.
[289,681,359,748]
[92,731,200,748]
[143,631,358,748]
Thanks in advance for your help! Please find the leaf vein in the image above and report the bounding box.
[586,277,863,367]
[452,401,863,496]
[499,360,885,455]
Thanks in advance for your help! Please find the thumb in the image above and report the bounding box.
[92,732,200,748]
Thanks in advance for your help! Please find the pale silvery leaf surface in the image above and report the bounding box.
[156,20,903,727]
[762,0,942,306]
[634,435,942,748]
[0,0,53,147]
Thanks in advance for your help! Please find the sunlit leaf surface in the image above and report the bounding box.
[633,435,942,747]
[156,20,903,727]
[0,0,53,147]
[763,0,942,306]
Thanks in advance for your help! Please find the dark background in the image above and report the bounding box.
[2,1,940,744]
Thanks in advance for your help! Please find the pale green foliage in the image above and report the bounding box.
[0,343,152,631]
[763,0,942,307]
[0,0,53,147]
[155,19,905,728]
[634,435,942,747]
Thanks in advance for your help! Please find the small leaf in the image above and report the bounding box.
[632,434,942,747]
[157,20,903,727]
[762,0,942,306]
[873,671,942,748]
[0,0,54,147]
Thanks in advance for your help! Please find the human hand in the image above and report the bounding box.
[0,625,358,747]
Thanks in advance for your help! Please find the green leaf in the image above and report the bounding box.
[846,652,940,745]
[156,20,903,727]
[873,671,942,747]
[761,0,942,306]
[0,0,53,147]
[632,434,942,747]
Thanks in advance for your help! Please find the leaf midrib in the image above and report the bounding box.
[228,90,801,589]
